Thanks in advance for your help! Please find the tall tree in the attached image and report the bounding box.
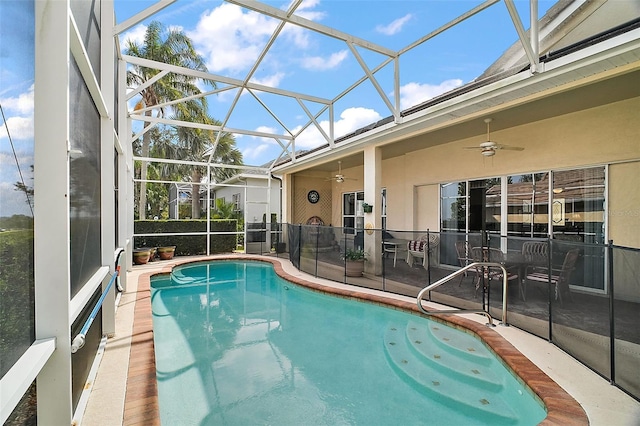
[172,110,243,219]
[125,21,212,219]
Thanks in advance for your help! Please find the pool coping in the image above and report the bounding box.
[123,254,588,426]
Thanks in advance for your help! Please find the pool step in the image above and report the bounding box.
[383,324,518,424]
[405,322,503,391]
[420,321,494,366]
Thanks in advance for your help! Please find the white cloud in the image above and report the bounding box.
[255,125,278,135]
[376,14,412,36]
[242,142,272,162]
[301,50,348,71]
[189,4,279,73]
[293,106,382,149]
[119,24,147,48]
[398,79,464,110]
[0,86,35,140]
[0,116,34,140]
[293,0,321,13]
[0,181,32,217]
[0,149,34,216]
[250,72,286,88]
[280,0,326,48]
[1,84,34,115]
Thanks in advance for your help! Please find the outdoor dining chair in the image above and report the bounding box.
[470,247,519,298]
[455,240,473,286]
[524,248,580,305]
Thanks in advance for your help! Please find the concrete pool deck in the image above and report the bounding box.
[81,254,640,425]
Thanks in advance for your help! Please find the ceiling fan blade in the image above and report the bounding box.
[496,144,524,151]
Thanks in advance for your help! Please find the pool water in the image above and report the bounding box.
[150,261,546,425]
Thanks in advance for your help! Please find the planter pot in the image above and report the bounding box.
[345,260,364,277]
[133,249,151,265]
[157,246,176,260]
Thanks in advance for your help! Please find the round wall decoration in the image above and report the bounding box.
[307,190,320,204]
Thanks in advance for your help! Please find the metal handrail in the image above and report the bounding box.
[416,262,510,327]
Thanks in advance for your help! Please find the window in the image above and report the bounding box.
[381,188,387,230]
[232,193,241,212]
[441,182,467,232]
[469,178,501,234]
[552,167,605,244]
[507,173,549,238]
[342,191,364,234]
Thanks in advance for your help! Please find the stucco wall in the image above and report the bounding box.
[609,161,640,248]
[381,96,640,243]
[292,174,333,225]
[289,97,639,249]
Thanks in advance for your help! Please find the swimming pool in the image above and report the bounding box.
[150,260,546,425]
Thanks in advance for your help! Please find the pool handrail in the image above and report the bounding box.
[417,261,510,327]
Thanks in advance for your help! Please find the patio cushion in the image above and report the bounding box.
[408,240,425,252]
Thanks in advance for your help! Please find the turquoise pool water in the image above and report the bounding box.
[150,260,546,425]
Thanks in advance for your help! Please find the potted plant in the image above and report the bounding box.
[133,248,151,265]
[362,202,373,213]
[343,248,367,277]
[157,245,176,260]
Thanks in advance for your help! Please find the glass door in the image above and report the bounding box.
[469,178,501,247]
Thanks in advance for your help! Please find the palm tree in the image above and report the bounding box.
[172,110,243,219]
[125,21,212,219]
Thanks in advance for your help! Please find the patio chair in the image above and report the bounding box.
[406,234,439,269]
[382,231,403,267]
[455,240,473,286]
[520,241,549,300]
[470,247,519,298]
[522,241,548,268]
[524,248,579,305]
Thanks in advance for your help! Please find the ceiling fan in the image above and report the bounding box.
[464,118,524,157]
[326,161,355,183]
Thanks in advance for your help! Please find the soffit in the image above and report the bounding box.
[379,67,640,160]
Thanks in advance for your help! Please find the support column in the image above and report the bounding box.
[122,72,134,276]
[100,0,116,337]
[363,146,382,275]
[34,0,73,423]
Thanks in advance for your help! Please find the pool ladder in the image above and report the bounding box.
[416,262,510,327]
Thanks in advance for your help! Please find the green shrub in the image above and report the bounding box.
[134,219,237,255]
[0,229,35,377]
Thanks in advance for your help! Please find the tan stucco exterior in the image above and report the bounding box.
[289,95,639,248]
[609,161,640,249]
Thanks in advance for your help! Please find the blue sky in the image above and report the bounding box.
[0,1,35,217]
[115,0,554,167]
[0,1,555,216]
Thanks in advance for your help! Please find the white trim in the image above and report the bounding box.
[69,267,110,328]
[71,335,108,425]
[122,54,331,104]
[0,339,56,424]
[69,13,109,118]
[113,0,176,36]
[34,0,73,423]
[227,0,395,56]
